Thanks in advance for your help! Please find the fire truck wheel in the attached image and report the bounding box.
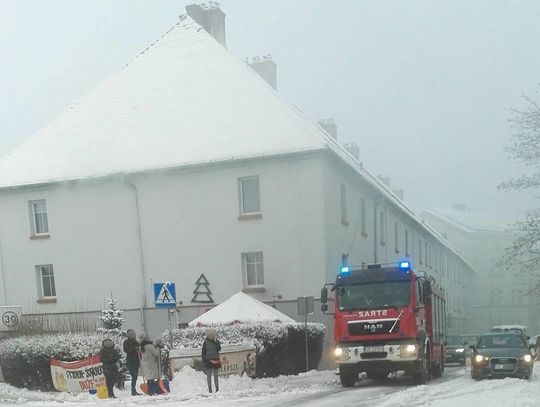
[431,360,443,378]
[339,366,358,387]
[412,354,429,385]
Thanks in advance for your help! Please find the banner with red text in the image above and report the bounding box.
[50,355,106,393]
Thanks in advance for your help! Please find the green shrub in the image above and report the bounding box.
[166,322,325,377]
[0,333,124,391]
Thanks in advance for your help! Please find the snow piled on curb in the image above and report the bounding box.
[0,367,339,406]
[376,366,540,407]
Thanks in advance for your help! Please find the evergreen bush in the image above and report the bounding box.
[166,322,325,377]
[0,333,124,391]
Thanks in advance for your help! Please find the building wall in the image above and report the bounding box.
[423,211,540,334]
[321,155,475,334]
[0,179,141,312]
[134,154,327,320]
[0,153,327,337]
[0,152,476,341]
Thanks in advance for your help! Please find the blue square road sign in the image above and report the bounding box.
[153,282,176,308]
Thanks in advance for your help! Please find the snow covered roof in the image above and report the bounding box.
[424,207,517,233]
[0,15,329,189]
[0,14,475,271]
[189,291,296,326]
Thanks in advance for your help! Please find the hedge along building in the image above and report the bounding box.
[0,11,476,339]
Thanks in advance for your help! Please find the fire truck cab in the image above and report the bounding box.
[321,261,446,386]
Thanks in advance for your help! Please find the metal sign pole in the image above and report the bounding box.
[297,296,314,373]
[304,299,309,372]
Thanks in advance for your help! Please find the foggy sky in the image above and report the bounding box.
[1,0,539,220]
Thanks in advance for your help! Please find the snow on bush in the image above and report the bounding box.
[166,322,325,377]
[0,333,124,391]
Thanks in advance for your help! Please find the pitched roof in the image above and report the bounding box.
[189,291,295,326]
[0,16,329,188]
[0,15,476,272]
[424,207,517,233]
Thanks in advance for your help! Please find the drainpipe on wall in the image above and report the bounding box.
[121,176,147,332]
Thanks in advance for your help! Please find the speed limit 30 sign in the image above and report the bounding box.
[0,306,22,332]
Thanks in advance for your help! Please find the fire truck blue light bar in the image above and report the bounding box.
[398,261,411,271]
[340,266,351,274]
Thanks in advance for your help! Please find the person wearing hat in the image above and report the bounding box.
[99,338,121,398]
[201,329,221,393]
[140,334,161,395]
[123,329,141,396]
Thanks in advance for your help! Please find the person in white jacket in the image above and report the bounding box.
[139,335,162,395]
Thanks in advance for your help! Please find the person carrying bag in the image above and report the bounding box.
[201,329,221,393]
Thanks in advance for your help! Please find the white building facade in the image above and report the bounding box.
[0,16,475,338]
[423,207,540,334]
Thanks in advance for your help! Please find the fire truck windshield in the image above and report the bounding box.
[337,281,411,311]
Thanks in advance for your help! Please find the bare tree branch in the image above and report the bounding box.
[501,88,540,291]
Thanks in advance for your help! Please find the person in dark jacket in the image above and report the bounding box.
[123,329,141,396]
[99,338,121,398]
[201,329,221,393]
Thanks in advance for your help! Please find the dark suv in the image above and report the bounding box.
[445,335,466,366]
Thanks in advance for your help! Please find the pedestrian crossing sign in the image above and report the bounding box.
[153,282,176,308]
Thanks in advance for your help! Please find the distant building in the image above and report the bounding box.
[423,206,540,334]
[0,13,475,341]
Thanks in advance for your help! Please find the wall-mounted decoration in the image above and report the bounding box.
[191,274,214,303]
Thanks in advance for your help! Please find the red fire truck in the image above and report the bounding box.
[320,261,446,386]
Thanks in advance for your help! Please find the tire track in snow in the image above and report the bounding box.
[252,366,465,407]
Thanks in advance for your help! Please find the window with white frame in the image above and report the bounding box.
[340,183,348,225]
[419,239,423,264]
[36,264,56,298]
[405,229,409,256]
[379,212,385,245]
[394,222,399,253]
[239,176,261,215]
[29,200,49,235]
[360,198,367,236]
[242,252,264,287]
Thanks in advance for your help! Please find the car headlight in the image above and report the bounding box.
[455,348,465,353]
[334,347,344,357]
[523,354,532,363]
[474,354,486,363]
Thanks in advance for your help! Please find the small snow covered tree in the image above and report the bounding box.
[500,88,540,291]
[97,295,126,336]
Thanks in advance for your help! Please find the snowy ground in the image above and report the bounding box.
[0,363,539,406]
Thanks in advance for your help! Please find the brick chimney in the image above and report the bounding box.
[248,55,277,90]
[318,118,337,140]
[186,2,226,47]
[343,142,359,160]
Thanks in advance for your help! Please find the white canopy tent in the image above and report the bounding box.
[189,291,296,326]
